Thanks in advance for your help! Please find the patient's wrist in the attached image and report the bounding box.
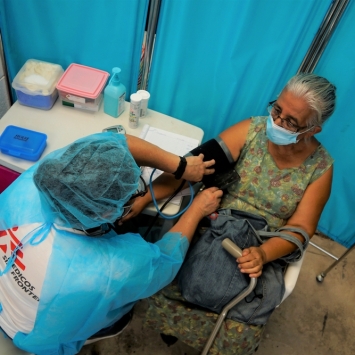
[259,246,268,265]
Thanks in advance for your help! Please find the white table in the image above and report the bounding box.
[0,99,204,217]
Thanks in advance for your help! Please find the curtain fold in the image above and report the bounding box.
[312,0,355,248]
[0,0,148,98]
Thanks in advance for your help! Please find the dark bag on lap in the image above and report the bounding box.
[177,209,309,325]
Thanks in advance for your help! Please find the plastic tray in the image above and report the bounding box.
[0,125,47,161]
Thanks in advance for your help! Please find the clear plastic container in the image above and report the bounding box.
[0,125,47,161]
[56,64,109,112]
[12,59,64,110]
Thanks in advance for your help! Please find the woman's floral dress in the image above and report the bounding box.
[221,116,334,230]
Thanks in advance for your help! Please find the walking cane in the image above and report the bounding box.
[201,238,257,355]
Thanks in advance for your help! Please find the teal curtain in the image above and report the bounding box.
[148,0,355,247]
[311,1,355,248]
[0,0,148,98]
[148,0,331,141]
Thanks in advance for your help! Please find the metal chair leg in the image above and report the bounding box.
[316,242,355,282]
[201,239,257,355]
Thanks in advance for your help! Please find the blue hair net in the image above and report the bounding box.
[33,134,140,229]
[0,133,141,231]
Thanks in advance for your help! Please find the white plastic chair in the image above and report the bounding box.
[280,251,306,304]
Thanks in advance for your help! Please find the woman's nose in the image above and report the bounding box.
[273,116,283,127]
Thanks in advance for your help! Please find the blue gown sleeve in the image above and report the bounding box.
[139,232,189,297]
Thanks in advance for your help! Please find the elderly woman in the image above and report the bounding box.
[121,73,336,353]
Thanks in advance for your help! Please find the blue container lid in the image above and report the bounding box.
[0,125,47,161]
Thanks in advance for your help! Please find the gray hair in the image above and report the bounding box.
[282,73,336,127]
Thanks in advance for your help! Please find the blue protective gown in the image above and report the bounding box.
[11,226,188,355]
[0,134,189,354]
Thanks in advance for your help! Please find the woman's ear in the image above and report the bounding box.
[312,126,322,135]
[299,125,321,141]
[306,125,322,138]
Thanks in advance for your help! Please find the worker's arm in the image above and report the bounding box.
[120,120,251,224]
[168,187,223,243]
[138,187,223,298]
[119,172,187,224]
[125,135,215,182]
[237,166,333,277]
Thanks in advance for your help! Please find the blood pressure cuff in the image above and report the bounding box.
[185,137,239,189]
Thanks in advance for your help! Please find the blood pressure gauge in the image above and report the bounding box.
[102,125,126,134]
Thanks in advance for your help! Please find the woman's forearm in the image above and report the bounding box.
[260,228,307,264]
[238,225,310,278]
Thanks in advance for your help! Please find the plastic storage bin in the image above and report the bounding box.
[12,59,64,110]
[56,64,109,112]
[0,125,47,161]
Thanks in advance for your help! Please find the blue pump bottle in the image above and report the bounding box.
[104,67,126,118]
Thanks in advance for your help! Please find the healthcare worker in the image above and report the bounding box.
[0,133,221,355]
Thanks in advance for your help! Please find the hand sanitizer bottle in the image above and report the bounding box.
[104,67,126,118]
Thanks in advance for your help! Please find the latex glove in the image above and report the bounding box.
[182,154,215,182]
[237,246,267,278]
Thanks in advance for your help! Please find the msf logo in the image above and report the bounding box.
[0,227,26,271]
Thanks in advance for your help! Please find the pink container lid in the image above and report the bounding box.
[56,64,109,99]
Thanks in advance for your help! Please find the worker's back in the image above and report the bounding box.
[0,222,187,355]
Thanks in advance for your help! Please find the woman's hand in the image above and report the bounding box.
[189,187,223,219]
[237,247,267,278]
[182,154,215,182]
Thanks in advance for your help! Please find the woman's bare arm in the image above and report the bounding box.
[238,166,333,277]
[218,118,251,161]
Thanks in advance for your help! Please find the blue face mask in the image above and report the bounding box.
[266,114,312,146]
